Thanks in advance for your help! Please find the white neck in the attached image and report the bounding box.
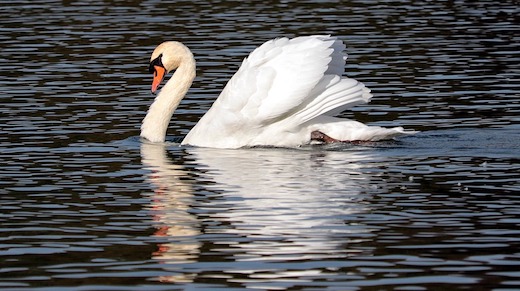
[140,53,196,142]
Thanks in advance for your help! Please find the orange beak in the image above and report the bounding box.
[151,65,167,94]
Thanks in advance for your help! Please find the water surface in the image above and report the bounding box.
[1,0,519,289]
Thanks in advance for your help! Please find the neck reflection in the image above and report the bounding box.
[141,142,199,283]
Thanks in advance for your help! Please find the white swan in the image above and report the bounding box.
[141,35,414,148]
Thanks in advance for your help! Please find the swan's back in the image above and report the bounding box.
[182,35,405,148]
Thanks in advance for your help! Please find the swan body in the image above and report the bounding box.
[141,35,414,148]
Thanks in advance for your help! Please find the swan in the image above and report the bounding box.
[141,35,414,148]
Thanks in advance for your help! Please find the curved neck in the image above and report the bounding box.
[141,53,196,142]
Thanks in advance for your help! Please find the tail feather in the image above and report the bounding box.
[310,116,418,142]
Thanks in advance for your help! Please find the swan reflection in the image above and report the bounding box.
[142,143,381,283]
[186,147,379,261]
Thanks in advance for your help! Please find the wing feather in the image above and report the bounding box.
[214,35,343,125]
[183,35,385,148]
[289,76,372,124]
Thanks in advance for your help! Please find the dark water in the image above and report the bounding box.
[1,0,519,289]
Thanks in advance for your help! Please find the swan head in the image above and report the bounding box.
[148,41,193,94]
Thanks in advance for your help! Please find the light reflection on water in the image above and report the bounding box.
[1,0,519,289]
[136,129,520,288]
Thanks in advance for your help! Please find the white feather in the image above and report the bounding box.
[143,36,415,148]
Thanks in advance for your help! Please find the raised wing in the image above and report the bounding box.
[214,35,347,125]
[183,35,375,148]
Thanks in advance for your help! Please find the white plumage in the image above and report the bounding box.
[141,35,415,148]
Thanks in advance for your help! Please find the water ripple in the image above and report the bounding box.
[1,0,519,289]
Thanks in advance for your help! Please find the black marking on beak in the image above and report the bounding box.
[149,53,164,73]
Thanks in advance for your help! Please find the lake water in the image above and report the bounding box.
[1,0,519,290]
